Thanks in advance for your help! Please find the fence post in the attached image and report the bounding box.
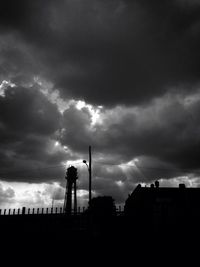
[37,208,39,214]
[22,207,26,215]
[60,207,62,214]
[51,207,53,214]
[32,208,35,214]
[46,208,48,214]
[18,208,20,215]
[4,209,6,215]
[8,209,11,215]
[0,209,1,215]
[41,208,44,214]
[28,208,30,215]
[13,209,15,215]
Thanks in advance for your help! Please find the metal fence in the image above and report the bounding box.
[0,206,124,216]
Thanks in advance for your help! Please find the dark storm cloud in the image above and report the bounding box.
[0,86,60,135]
[0,86,69,182]
[47,0,200,105]
[61,105,93,151]
[1,1,200,105]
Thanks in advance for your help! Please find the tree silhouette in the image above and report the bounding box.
[87,196,116,217]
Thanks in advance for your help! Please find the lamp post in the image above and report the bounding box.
[83,146,92,205]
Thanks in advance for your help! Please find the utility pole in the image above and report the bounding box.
[83,145,92,206]
[89,145,92,205]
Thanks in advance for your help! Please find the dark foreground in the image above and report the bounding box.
[0,213,199,265]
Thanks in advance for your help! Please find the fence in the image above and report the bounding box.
[0,206,124,216]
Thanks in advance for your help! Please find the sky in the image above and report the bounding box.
[1,0,200,209]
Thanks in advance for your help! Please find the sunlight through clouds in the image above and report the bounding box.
[0,80,16,96]
[76,100,102,125]
[1,0,200,209]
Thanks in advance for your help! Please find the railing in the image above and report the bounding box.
[0,206,124,216]
[0,207,82,215]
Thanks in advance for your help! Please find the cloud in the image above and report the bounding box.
[60,105,94,152]
[59,91,200,175]
[1,1,200,106]
[0,181,65,209]
[1,84,200,204]
[0,85,70,182]
[176,0,200,6]
[0,86,61,135]
[0,182,15,205]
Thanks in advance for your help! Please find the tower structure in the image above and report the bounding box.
[63,166,78,215]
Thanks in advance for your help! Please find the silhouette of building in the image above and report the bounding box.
[124,181,200,233]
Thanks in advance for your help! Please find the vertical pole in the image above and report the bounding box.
[22,207,26,215]
[89,145,92,205]
[63,190,67,213]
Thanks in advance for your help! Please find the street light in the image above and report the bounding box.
[83,160,88,168]
[83,146,92,205]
